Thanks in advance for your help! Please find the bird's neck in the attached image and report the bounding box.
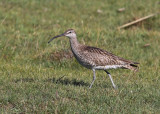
[69,37,80,53]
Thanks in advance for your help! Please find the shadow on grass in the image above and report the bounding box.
[45,76,89,87]
[14,78,34,83]
[14,77,89,87]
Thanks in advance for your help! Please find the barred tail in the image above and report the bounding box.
[124,62,139,72]
[124,63,139,72]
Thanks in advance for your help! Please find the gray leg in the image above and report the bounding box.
[89,69,96,88]
[104,70,117,89]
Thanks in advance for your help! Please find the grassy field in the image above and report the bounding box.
[0,0,160,113]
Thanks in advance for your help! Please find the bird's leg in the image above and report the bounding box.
[104,70,117,89]
[89,69,96,89]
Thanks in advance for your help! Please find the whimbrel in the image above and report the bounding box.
[48,29,139,89]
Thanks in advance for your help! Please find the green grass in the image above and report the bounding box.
[0,0,160,113]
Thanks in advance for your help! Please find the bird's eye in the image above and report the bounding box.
[69,31,71,33]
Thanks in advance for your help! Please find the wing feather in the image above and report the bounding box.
[80,46,138,66]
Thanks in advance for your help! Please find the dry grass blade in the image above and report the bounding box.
[118,13,160,29]
[117,8,125,12]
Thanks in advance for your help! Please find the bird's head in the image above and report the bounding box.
[48,29,76,43]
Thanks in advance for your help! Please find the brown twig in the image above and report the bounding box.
[118,13,160,29]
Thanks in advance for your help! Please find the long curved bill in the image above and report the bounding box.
[48,33,64,43]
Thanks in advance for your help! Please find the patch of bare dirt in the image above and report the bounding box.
[49,50,73,61]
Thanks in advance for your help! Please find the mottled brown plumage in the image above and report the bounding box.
[79,45,139,70]
[48,29,139,89]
